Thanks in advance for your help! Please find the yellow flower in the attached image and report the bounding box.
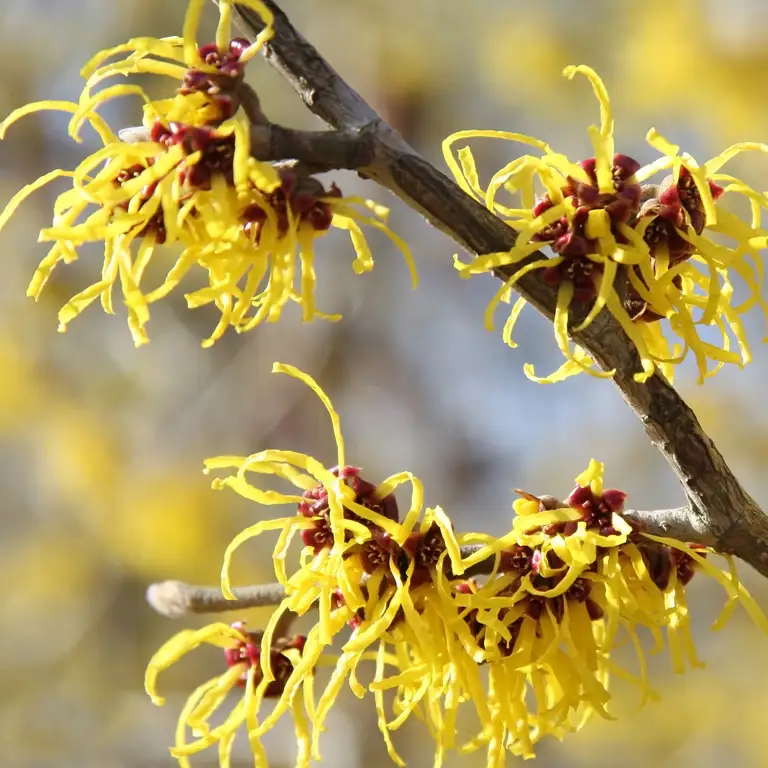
[208,362,426,599]
[455,459,768,764]
[444,64,768,384]
[80,0,274,126]
[188,177,415,348]
[0,0,414,347]
[204,363,427,750]
[145,622,315,768]
[197,363,476,765]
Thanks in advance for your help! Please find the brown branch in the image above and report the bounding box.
[119,121,373,173]
[248,123,373,171]
[624,507,712,543]
[226,0,768,578]
[146,579,287,618]
[144,520,708,621]
[146,544,495,619]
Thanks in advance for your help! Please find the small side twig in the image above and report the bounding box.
[624,506,715,544]
[146,580,287,618]
[118,120,372,174]
[143,516,704,623]
[146,544,495,620]
[249,123,372,171]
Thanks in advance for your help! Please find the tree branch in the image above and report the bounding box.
[119,122,373,173]
[147,545,497,618]
[225,0,768,578]
[146,579,287,618]
[144,515,712,621]
[249,122,373,172]
[623,507,711,543]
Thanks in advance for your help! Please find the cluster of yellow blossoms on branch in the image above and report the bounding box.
[445,65,768,383]
[147,364,768,767]
[0,0,414,347]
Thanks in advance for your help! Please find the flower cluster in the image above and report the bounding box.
[145,365,768,767]
[444,65,768,384]
[0,0,414,347]
[145,621,313,767]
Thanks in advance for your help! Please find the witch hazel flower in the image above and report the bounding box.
[444,65,768,384]
[0,0,415,347]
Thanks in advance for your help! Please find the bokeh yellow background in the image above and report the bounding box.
[1,0,768,765]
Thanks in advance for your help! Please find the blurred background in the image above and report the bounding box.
[1,0,768,765]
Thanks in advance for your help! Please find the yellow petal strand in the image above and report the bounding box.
[244,669,270,766]
[492,257,561,334]
[574,459,604,495]
[679,155,717,227]
[332,214,373,275]
[646,128,680,159]
[643,534,768,633]
[236,0,277,62]
[0,170,77,232]
[486,156,534,212]
[375,471,424,543]
[604,291,655,382]
[291,695,312,768]
[272,363,346,469]
[298,230,318,321]
[551,280,603,377]
[182,0,206,68]
[231,118,253,188]
[0,100,117,144]
[502,296,528,348]
[711,555,742,632]
[523,345,601,383]
[216,0,233,51]
[457,146,486,200]
[563,65,614,193]
[68,84,153,141]
[458,241,550,278]
[145,624,245,705]
[334,196,388,221]
[221,517,302,600]
[704,142,768,177]
[85,58,188,88]
[79,37,184,79]
[57,279,114,332]
[344,209,418,289]
[374,641,406,766]
[635,154,676,183]
[173,677,220,768]
[431,505,464,575]
[442,129,550,198]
